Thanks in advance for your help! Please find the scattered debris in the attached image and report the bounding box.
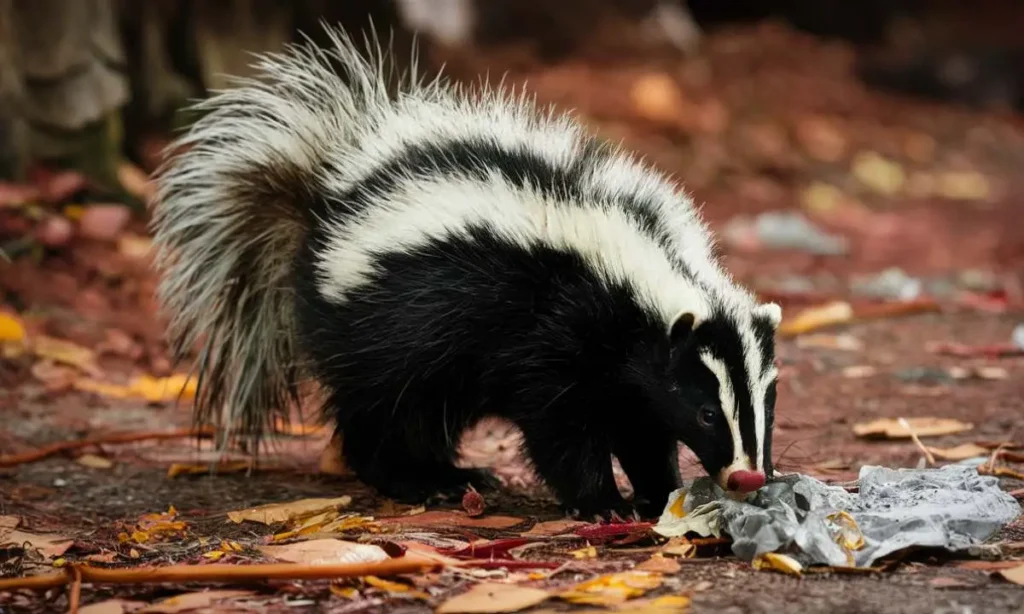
[141,590,255,614]
[722,211,849,256]
[851,151,905,197]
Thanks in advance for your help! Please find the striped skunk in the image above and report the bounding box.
[151,25,781,519]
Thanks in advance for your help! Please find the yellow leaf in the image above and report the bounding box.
[752,552,803,577]
[0,313,26,342]
[63,205,85,221]
[437,582,551,613]
[570,546,598,559]
[129,373,197,403]
[363,575,430,600]
[560,571,663,606]
[131,531,150,543]
[74,379,133,399]
[852,151,905,196]
[31,336,101,377]
[618,594,693,612]
[779,301,853,337]
[227,496,353,525]
[76,454,113,469]
[167,461,250,478]
[202,550,226,561]
[52,558,67,567]
[852,417,973,440]
[668,492,686,518]
[330,585,359,599]
[926,443,989,461]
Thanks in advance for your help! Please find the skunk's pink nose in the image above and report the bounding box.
[726,470,766,493]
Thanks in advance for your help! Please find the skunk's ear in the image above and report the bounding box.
[669,311,701,347]
[756,302,783,329]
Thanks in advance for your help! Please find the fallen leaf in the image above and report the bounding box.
[395,541,465,567]
[925,443,989,461]
[852,151,905,196]
[437,582,551,613]
[330,585,359,599]
[0,312,26,342]
[661,538,696,559]
[631,73,685,123]
[379,510,523,530]
[227,496,352,525]
[522,519,587,537]
[31,336,102,377]
[779,302,854,337]
[258,538,389,565]
[0,527,74,558]
[997,564,1024,585]
[79,599,146,614]
[636,554,682,574]
[570,546,598,559]
[117,234,153,260]
[0,516,19,528]
[76,454,114,469]
[362,575,430,600]
[140,590,254,613]
[559,571,663,606]
[167,461,250,478]
[618,595,692,612]
[852,417,974,439]
[752,552,803,577]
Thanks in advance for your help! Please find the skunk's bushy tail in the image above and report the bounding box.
[150,25,432,449]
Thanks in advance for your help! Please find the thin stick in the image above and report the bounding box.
[0,427,213,468]
[898,417,935,466]
[68,567,82,614]
[0,559,439,593]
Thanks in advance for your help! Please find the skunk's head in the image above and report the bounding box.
[658,302,782,497]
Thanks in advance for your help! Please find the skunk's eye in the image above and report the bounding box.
[697,406,716,428]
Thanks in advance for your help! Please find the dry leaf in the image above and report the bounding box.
[560,571,663,606]
[76,454,114,469]
[0,516,20,528]
[570,546,598,559]
[395,541,465,567]
[32,335,102,377]
[379,510,523,530]
[0,313,26,342]
[437,582,551,614]
[631,74,685,123]
[925,443,989,461]
[522,519,587,537]
[997,564,1024,585]
[779,302,853,337]
[140,590,254,613]
[258,539,389,565]
[661,538,696,559]
[752,552,803,577]
[852,417,973,439]
[636,554,682,574]
[0,527,73,558]
[362,575,430,600]
[79,600,146,614]
[227,496,352,525]
[167,461,250,478]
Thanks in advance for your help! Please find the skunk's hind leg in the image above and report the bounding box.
[338,409,498,503]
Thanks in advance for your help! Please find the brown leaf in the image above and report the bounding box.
[0,527,73,558]
[395,541,465,567]
[636,554,682,574]
[0,515,19,528]
[140,590,254,613]
[997,564,1024,585]
[258,538,389,565]
[852,417,973,440]
[31,335,102,377]
[559,571,663,606]
[437,582,551,614]
[227,496,352,525]
[76,454,114,469]
[779,302,853,337]
[925,443,989,461]
[379,510,523,530]
[630,74,685,124]
[522,519,587,537]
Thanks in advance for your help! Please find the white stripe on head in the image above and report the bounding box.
[699,350,745,471]
[317,175,710,327]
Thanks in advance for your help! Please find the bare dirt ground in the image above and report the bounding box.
[2,21,1023,614]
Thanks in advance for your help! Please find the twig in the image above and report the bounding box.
[0,427,213,468]
[853,298,941,321]
[689,537,731,547]
[68,567,82,614]
[0,558,439,593]
[979,466,1024,481]
[1008,488,1024,500]
[986,443,1009,474]
[898,417,935,466]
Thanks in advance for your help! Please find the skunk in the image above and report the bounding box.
[151,25,781,519]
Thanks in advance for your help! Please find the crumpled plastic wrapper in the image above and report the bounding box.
[653,463,1021,568]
